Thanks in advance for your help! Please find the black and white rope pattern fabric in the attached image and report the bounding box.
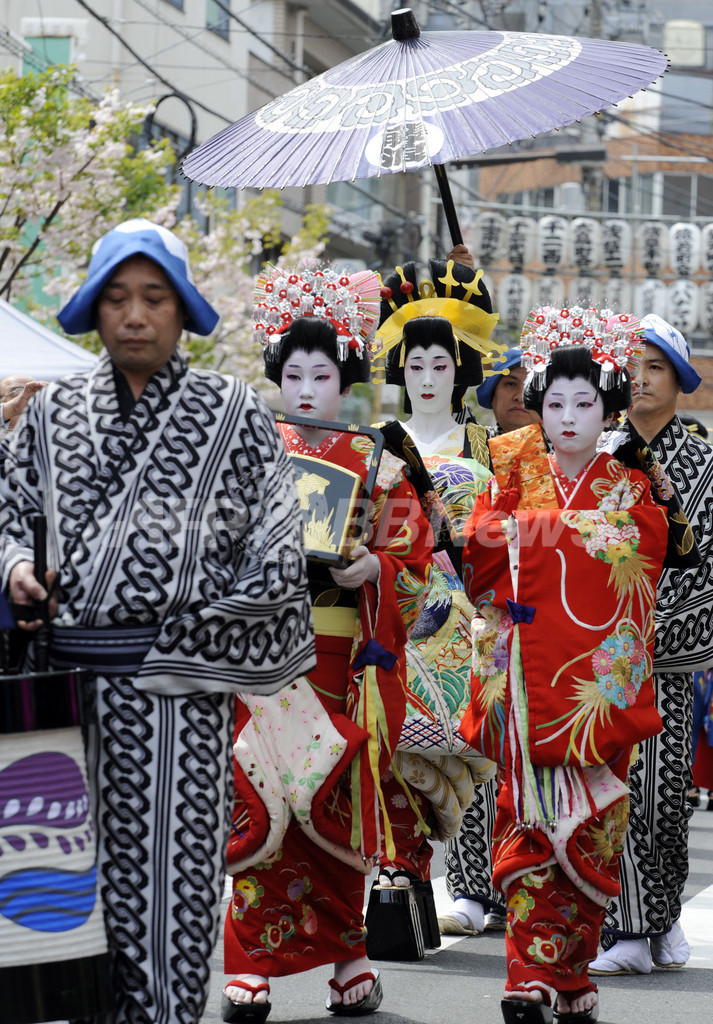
[604,416,713,943]
[444,775,505,914]
[0,349,315,696]
[82,675,234,1023]
[650,419,713,674]
[0,350,316,1022]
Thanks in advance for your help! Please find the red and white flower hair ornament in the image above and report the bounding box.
[519,305,644,391]
[254,262,381,365]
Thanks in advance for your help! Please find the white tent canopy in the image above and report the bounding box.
[0,298,98,379]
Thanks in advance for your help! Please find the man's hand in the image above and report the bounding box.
[446,244,475,269]
[329,545,380,589]
[3,381,48,429]
[9,561,58,630]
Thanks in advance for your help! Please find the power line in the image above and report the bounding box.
[0,25,98,100]
[210,0,312,76]
[71,0,235,124]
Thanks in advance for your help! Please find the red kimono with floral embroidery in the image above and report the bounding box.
[224,425,433,977]
[458,425,668,995]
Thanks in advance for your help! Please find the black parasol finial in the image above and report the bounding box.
[391,8,421,41]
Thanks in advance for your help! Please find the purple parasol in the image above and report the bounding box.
[182,9,668,243]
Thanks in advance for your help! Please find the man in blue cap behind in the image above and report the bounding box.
[591,314,713,976]
[0,219,315,1023]
[475,346,539,437]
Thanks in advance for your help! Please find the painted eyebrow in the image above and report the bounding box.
[284,361,332,369]
[547,390,596,398]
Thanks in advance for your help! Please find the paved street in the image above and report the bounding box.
[201,803,713,1024]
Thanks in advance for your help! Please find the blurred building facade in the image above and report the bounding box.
[442,0,712,416]
[0,1,710,413]
[0,0,433,273]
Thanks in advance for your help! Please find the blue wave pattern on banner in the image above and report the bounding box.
[0,865,98,932]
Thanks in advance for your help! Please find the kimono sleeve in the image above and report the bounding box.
[368,451,433,638]
[654,440,713,673]
[0,401,45,588]
[135,390,316,697]
[461,480,515,610]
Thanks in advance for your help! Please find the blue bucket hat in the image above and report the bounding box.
[475,346,523,409]
[57,219,219,336]
[640,314,701,394]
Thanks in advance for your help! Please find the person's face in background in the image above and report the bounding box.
[0,374,47,428]
[490,365,538,433]
[403,344,456,419]
[630,343,680,424]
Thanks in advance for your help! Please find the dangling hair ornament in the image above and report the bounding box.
[520,305,645,391]
[254,262,381,364]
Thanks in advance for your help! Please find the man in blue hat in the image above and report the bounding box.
[475,346,539,437]
[591,314,713,976]
[0,219,315,1023]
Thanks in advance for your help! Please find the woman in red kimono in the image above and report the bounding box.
[222,265,433,1022]
[459,308,670,1024]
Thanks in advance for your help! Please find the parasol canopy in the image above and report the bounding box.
[183,9,668,192]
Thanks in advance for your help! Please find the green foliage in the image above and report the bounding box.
[0,65,332,390]
[0,65,175,301]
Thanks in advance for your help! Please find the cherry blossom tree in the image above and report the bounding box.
[172,190,329,393]
[1,64,331,392]
[0,65,175,304]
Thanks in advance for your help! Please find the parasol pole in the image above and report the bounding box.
[32,513,50,672]
[433,164,463,247]
[391,10,464,249]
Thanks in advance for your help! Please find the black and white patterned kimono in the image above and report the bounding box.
[0,351,315,1024]
[603,416,713,944]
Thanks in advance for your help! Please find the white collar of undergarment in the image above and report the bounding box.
[403,420,463,457]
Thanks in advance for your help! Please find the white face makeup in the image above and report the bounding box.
[542,376,608,469]
[403,344,456,419]
[280,348,343,422]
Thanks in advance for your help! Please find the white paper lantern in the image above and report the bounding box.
[601,278,633,313]
[602,220,632,271]
[481,271,496,303]
[635,278,668,319]
[699,281,713,333]
[497,274,532,328]
[700,224,713,274]
[537,216,569,269]
[506,216,536,269]
[636,222,668,274]
[569,276,600,307]
[472,212,507,265]
[668,279,699,333]
[535,275,565,307]
[570,218,602,271]
[669,223,701,277]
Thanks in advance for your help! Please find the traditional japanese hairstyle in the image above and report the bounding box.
[372,260,503,400]
[520,305,644,417]
[254,262,381,388]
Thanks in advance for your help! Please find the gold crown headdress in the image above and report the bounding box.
[520,305,644,391]
[254,262,381,364]
[372,259,505,385]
